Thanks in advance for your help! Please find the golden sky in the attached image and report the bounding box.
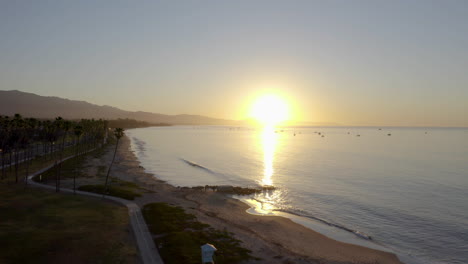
[1,1,467,127]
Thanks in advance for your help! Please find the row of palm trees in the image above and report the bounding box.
[0,114,110,191]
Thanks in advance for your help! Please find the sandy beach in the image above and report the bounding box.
[100,135,404,264]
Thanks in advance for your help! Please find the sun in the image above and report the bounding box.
[250,95,289,126]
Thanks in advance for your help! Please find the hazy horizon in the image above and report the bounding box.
[1,1,467,127]
[4,89,468,128]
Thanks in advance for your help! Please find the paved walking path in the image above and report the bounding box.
[27,156,164,264]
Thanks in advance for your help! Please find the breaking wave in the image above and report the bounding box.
[180,158,215,174]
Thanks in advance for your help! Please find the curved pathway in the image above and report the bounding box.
[27,157,164,264]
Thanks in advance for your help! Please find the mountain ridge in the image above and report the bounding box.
[0,90,237,125]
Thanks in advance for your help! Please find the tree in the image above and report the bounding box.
[23,118,38,186]
[103,128,124,197]
[11,114,24,183]
[73,125,83,194]
[0,116,11,180]
[53,117,64,192]
[56,119,71,192]
[0,115,109,184]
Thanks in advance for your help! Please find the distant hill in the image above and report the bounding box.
[0,90,237,125]
[107,118,170,129]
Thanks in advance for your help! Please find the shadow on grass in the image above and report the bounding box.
[32,145,108,183]
[78,181,142,200]
[0,184,137,264]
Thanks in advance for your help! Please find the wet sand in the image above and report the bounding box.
[107,136,404,264]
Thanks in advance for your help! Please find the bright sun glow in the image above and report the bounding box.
[250,95,289,126]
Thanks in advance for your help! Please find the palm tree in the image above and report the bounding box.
[53,117,64,192]
[103,128,124,197]
[56,120,71,192]
[0,115,110,184]
[0,116,10,180]
[44,120,58,160]
[23,118,38,186]
[73,125,83,194]
[0,115,32,182]
[12,114,24,183]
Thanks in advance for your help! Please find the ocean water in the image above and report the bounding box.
[126,126,468,264]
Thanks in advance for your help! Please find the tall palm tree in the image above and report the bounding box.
[103,128,124,197]
[0,116,10,180]
[23,118,38,186]
[73,125,83,194]
[53,117,64,192]
[12,114,24,183]
[44,120,57,160]
[0,115,110,184]
[56,120,71,192]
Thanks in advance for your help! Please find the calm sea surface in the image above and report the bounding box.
[126,126,468,264]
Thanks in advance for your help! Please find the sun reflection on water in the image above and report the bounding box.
[260,126,278,186]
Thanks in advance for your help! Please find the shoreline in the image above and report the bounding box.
[113,135,404,263]
[237,197,390,251]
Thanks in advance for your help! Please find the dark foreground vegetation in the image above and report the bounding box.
[0,114,108,191]
[1,113,137,198]
[0,114,140,263]
[0,184,137,264]
[142,202,258,264]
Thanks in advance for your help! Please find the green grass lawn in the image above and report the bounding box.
[142,202,258,264]
[78,178,142,200]
[0,184,137,264]
[31,140,143,200]
[32,144,108,183]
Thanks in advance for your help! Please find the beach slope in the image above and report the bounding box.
[110,136,403,264]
